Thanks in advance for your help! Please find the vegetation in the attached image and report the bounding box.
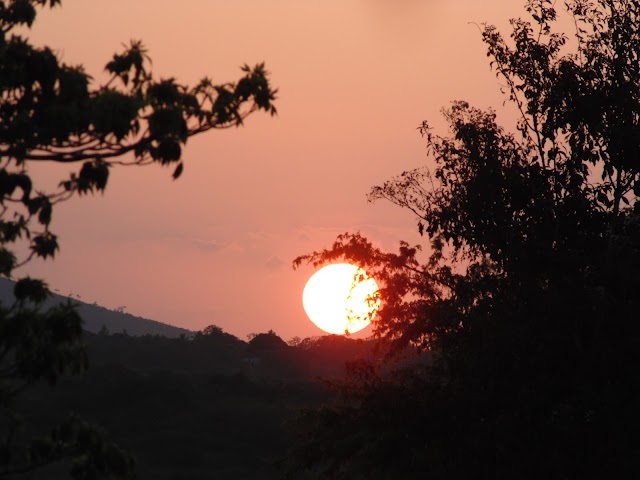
[19,328,376,479]
[3,0,639,477]
[291,1,640,478]
[0,0,276,477]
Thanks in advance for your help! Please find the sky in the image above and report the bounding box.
[19,0,547,340]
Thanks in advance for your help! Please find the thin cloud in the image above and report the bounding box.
[265,255,286,272]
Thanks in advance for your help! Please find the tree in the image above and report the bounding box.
[290,1,640,478]
[247,330,288,355]
[0,0,276,477]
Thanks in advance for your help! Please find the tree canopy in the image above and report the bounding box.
[0,0,276,477]
[291,1,640,478]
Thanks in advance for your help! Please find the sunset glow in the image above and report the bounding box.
[19,0,542,339]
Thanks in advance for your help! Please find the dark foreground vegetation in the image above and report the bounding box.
[17,328,381,480]
[290,1,640,478]
[0,0,277,478]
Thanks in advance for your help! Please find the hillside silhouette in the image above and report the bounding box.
[1,279,388,478]
[0,278,192,337]
[15,318,392,479]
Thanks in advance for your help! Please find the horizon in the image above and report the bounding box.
[15,0,570,340]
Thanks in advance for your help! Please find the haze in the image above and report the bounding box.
[20,0,541,339]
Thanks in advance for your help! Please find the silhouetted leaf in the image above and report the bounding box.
[31,232,58,259]
[172,162,183,179]
[14,277,49,304]
[0,247,16,276]
[77,160,109,194]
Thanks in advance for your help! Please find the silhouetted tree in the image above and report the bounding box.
[0,0,276,477]
[290,1,640,478]
[201,325,224,337]
[98,324,110,336]
[247,330,288,355]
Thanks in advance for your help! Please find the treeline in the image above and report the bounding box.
[86,326,380,379]
[14,328,400,480]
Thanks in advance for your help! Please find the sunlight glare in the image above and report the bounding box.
[302,263,380,335]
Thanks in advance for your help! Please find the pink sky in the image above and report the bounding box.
[19,0,556,340]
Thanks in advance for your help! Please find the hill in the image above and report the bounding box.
[0,278,192,338]
[1,278,416,478]
[18,328,385,479]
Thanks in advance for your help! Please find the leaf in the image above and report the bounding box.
[77,160,110,194]
[0,219,25,242]
[172,162,184,180]
[9,0,37,27]
[31,232,59,259]
[14,277,49,304]
[37,197,52,225]
[14,174,32,200]
[597,191,608,205]
[155,139,181,164]
[0,248,16,276]
[148,107,187,140]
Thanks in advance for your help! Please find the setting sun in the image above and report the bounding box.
[302,263,380,335]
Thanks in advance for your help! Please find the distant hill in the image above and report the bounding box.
[0,277,192,338]
[1,278,419,479]
[7,293,411,479]
[18,327,408,479]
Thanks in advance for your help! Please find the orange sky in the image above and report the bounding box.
[19,0,563,340]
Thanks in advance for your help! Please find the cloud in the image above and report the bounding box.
[190,238,245,255]
[191,238,224,252]
[292,223,425,255]
[297,232,312,243]
[265,255,285,272]
[248,230,273,242]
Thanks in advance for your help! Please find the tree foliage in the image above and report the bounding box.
[290,1,640,478]
[0,0,276,477]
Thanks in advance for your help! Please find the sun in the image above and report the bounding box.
[302,263,380,335]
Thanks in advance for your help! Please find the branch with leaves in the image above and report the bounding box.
[0,0,277,273]
[0,1,278,478]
